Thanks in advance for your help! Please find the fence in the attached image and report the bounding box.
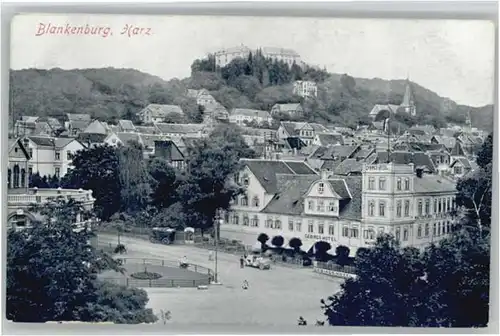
[315,261,356,275]
[102,257,213,288]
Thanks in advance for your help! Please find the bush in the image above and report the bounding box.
[130,272,162,280]
[114,244,127,254]
[289,237,303,251]
[335,245,351,267]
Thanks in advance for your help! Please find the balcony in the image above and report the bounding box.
[7,188,95,206]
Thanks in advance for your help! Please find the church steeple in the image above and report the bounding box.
[400,77,416,116]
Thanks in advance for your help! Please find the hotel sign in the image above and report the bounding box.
[305,234,336,242]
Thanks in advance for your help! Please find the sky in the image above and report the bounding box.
[10,14,495,107]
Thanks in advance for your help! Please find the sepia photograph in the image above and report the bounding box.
[5,12,496,330]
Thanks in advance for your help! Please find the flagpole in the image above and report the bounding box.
[386,118,391,163]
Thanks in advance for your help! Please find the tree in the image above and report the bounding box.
[335,245,351,267]
[355,247,369,260]
[116,141,152,214]
[288,237,303,253]
[209,124,258,159]
[62,145,121,221]
[271,235,285,253]
[257,233,269,250]
[177,138,244,236]
[29,172,48,188]
[148,157,180,209]
[7,199,157,323]
[314,241,332,262]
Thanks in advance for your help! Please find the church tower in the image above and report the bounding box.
[400,78,417,116]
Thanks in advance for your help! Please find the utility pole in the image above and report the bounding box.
[213,209,221,285]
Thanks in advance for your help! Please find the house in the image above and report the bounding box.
[368,104,401,119]
[228,108,273,126]
[375,151,437,175]
[369,79,417,119]
[187,89,218,106]
[115,132,143,147]
[293,81,317,98]
[213,45,252,68]
[154,123,210,138]
[221,160,457,255]
[312,133,344,147]
[203,103,229,124]
[278,121,329,146]
[449,157,474,178]
[138,104,184,124]
[66,113,92,136]
[82,119,110,135]
[135,125,159,135]
[78,133,114,148]
[308,145,362,172]
[270,103,303,117]
[25,136,86,178]
[431,135,457,151]
[140,134,171,158]
[118,119,136,133]
[153,140,186,170]
[7,138,31,190]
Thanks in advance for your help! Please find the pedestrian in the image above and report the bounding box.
[208,250,213,261]
[240,256,245,268]
[242,280,249,290]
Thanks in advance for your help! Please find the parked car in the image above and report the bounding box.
[149,227,176,245]
[245,254,271,270]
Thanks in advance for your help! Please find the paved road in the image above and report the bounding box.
[98,234,343,327]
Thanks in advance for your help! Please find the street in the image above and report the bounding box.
[98,234,343,326]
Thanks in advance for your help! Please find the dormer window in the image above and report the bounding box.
[318,182,324,194]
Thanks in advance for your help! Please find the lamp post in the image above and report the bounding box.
[212,210,222,285]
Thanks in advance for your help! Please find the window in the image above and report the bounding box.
[351,227,359,238]
[364,228,375,240]
[55,168,60,178]
[395,227,401,241]
[66,151,72,160]
[404,178,410,190]
[416,200,422,217]
[378,227,384,235]
[243,216,249,226]
[403,228,409,241]
[424,199,431,215]
[446,198,451,212]
[438,199,442,213]
[318,182,324,194]
[308,221,314,233]
[274,220,282,230]
[55,151,60,160]
[232,215,239,225]
[266,219,273,228]
[251,216,259,227]
[451,198,456,210]
[404,200,410,217]
[233,197,239,205]
[434,199,437,213]
[329,202,336,212]
[396,201,402,218]
[425,223,429,237]
[28,148,33,157]
[342,226,349,237]
[397,178,402,191]
[454,166,463,174]
[295,221,302,232]
[241,195,248,206]
[368,177,375,190]
[378,177,386,190]
[28,167,33,176]
[318,222,324,234]
[242,174,249,186]
[379,201,386,217]
[308,200,314,210]
[328,224,335,236]
[417,225,422,238]
[317,200,325,212]
[433,223,437,236]
[288,220,294,231]
[437,222,442,236]
[367,201,375,216]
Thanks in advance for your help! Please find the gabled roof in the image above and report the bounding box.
[241,159,318,194]
[230,108,270,119]
[333,159,365,176]
[450,142,467,156]
[316,133,344,146]
[414,175,456,193]
[369,104,400,116]
[141,134,170,149]
[432,135,456,149]
[273,103,302,111]
[376,151,437,173]
[54,137,81,149]
[118,119,136,132]
[409,125,436,135]
[155,123,206,135]
[153,140,185,161]
[135,126,158,134]
[71,120,92,132]
[21,116,39,123]
[29,136,56,147]
[353,147,375,160]
[8,138,31,159]
[140,104,184,118]
[326,179,351,199]
[450,157,472,169]
[77,133,108,144]
[311,145,359,160]
[83,120,108,135]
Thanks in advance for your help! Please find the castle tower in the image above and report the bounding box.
[400,78,417,116]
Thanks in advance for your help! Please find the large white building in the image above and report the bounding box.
[213,45,302,68]
[25,136,86,178]
[221,159,458,256]
[293,81,318,98]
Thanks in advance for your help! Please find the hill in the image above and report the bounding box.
[9,62,494,132]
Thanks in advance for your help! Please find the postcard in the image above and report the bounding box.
[6,13,495,331]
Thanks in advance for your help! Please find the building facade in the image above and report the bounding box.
[293,81,318,98]
[220,160,458,256]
